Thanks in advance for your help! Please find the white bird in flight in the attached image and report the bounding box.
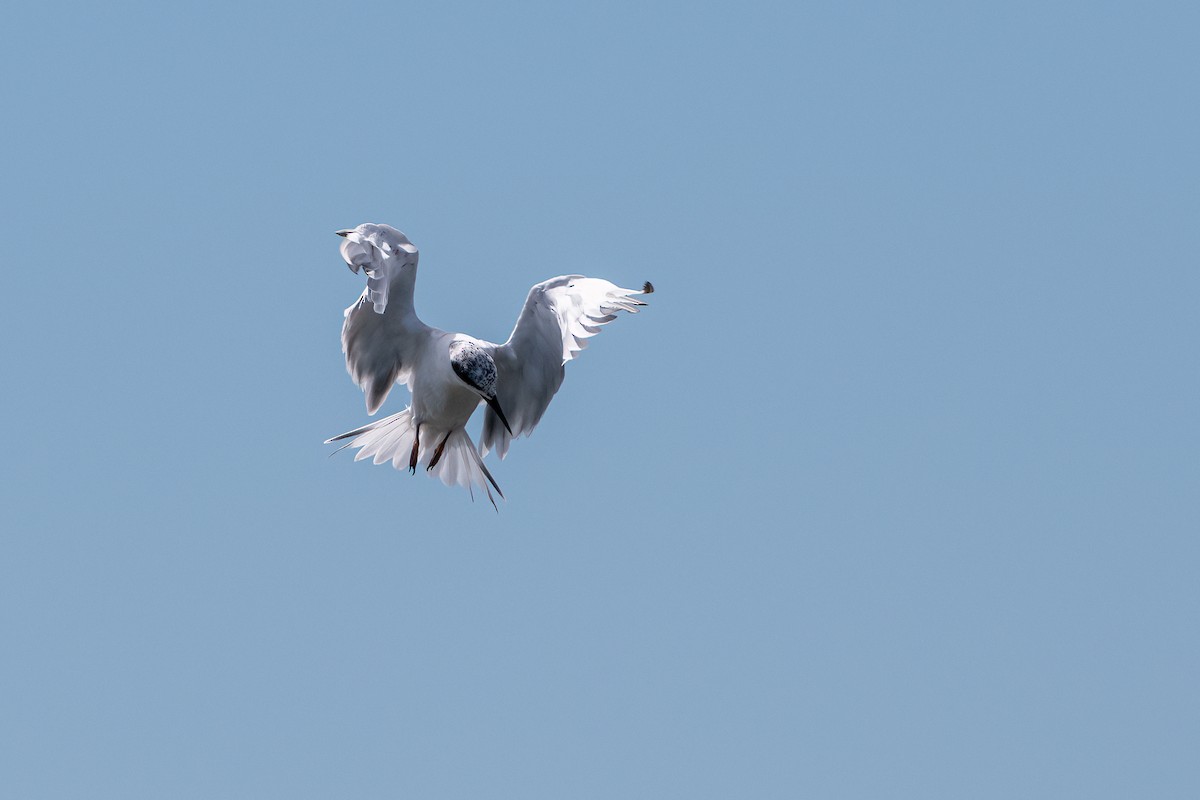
[325,223,652,507]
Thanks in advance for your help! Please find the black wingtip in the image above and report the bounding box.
[642,281,654,294]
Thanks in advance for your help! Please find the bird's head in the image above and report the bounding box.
[335,223,419,274]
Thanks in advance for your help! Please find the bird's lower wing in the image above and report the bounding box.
[339,226,427,415]
[342,295,426,414]
[479,276,652,459]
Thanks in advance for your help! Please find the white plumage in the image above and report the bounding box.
[326,223,652,506]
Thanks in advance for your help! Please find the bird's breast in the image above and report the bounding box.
[410,350,481,428]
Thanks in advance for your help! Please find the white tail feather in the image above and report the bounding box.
[325,408,503,508]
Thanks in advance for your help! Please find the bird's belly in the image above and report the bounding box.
[411,370,480,429]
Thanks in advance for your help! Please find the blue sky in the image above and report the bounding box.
[1,1,1197,797]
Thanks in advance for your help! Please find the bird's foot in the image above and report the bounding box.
[408,429,422,479]
[427,432,452,471]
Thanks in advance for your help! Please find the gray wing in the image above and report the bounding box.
[479,276,652,458]
[342,296,421,414]
[338,224,427,414]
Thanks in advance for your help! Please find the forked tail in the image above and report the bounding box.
[325,408,503,509]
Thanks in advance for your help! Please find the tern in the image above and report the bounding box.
[325,223,652,507]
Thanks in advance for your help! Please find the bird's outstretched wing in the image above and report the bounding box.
[338,224,429,414]
[479,276,652,458]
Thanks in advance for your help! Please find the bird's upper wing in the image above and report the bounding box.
[339,225,429,414]
[478,276,652,458]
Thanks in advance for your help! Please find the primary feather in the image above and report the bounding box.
[478,276,650,460]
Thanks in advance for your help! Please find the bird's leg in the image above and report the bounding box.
[408,423,420,475]
[426,432,453,471]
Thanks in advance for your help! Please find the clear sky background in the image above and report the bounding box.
[1,1,1197,798]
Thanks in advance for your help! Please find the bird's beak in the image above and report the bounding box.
[335,230,351,237]
[485,396,514,437]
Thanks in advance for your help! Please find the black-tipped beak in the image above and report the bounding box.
[485,396,514,436]
[335,230,351,237]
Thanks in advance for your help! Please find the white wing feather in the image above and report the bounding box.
[338,224,427,414]
[479,276,651,458]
